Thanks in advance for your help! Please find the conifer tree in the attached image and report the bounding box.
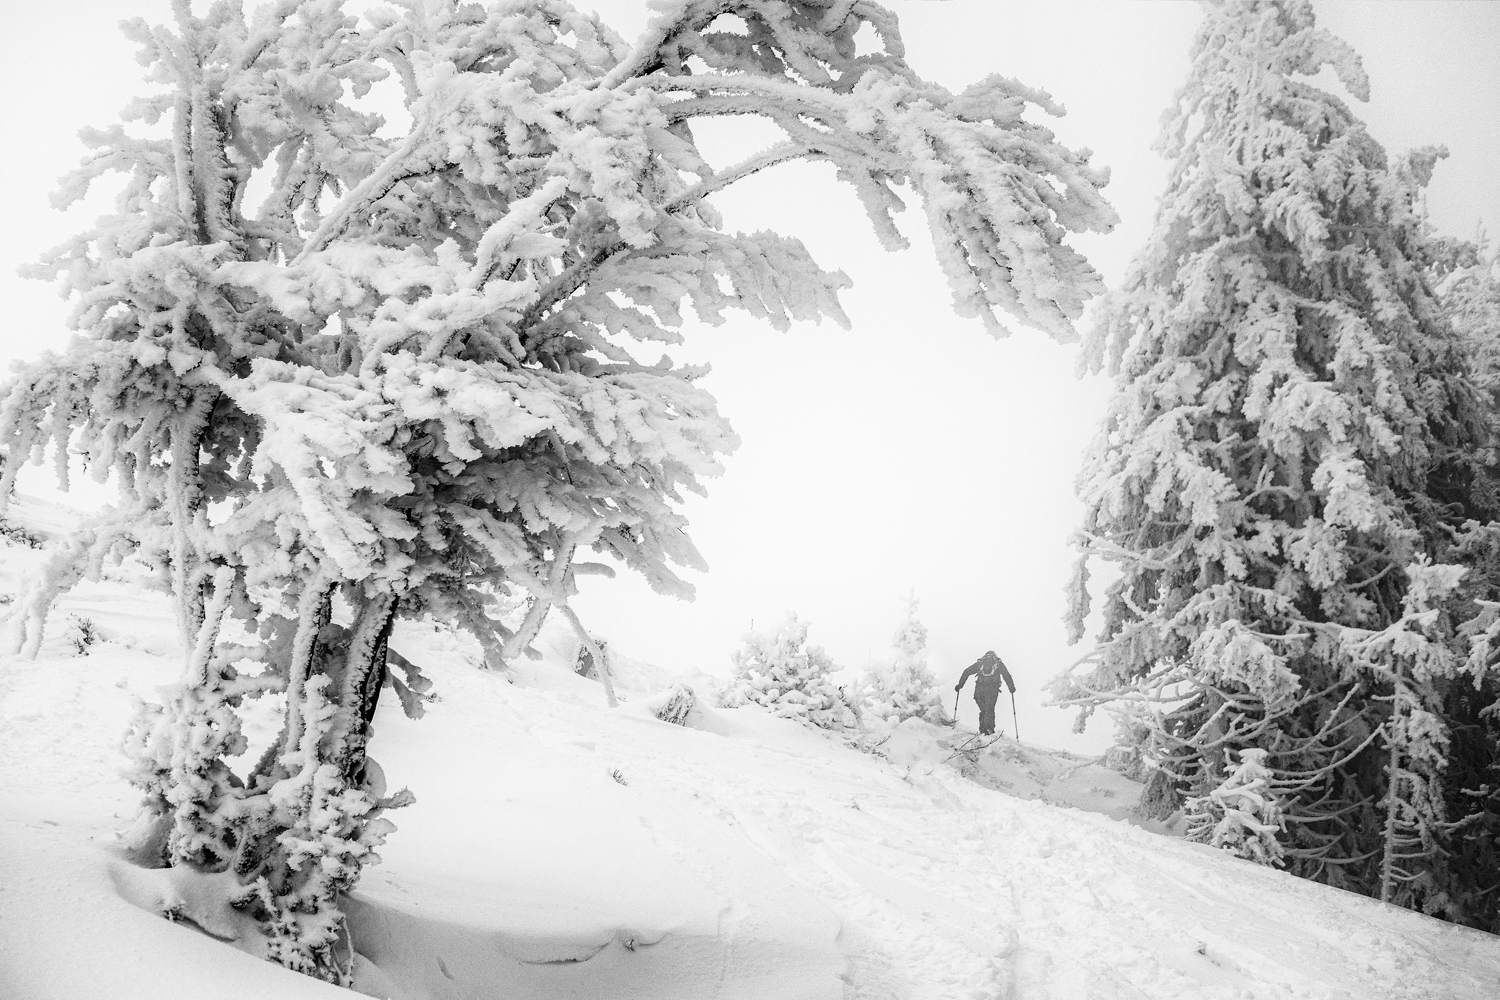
[1436,234,1500,396]
[862,593,944,724]
[1055,0,1500,924]
[1185,747,1286,867]
[0,0,1115,979]
[721,613,857,731]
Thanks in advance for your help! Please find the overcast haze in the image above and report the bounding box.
[1,0,1495,753]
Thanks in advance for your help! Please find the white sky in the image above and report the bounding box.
[2,1,1496,753]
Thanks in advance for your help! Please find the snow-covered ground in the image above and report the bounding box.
[2,497,1498,999]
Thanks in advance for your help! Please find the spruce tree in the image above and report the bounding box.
[1436,234,1500,396]
[1433,236,1500,932]
[862,593,945,724]
[721,613,857,731]
[0,0,1115,979]
[1056,0,1500,923]
[1185,747,1286,867]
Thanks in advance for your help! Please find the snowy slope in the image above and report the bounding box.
[2,500,1499,999]
[876,723,1149,826]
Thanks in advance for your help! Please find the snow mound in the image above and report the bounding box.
[389,613,717,705]
[878,718,1148,823]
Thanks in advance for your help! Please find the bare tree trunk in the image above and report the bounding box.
[228,582,404,984]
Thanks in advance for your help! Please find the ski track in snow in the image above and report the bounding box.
[2,531,1499,999]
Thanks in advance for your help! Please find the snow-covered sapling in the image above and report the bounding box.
[722,613,857,731]
[63,613,101,655]
[0,519,42,550]
[1185,748,1286,867]
[862,593,945,725]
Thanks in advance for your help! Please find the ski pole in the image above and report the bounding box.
[952,690,961,725]
[1010,690,1020,741]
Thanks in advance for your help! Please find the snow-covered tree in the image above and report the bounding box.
[862,593,944,724]
[0,0,1114,979]
[1426,236,1500,932]
[721,613,857,731]
[1185,747,1286,867]
[1434,232,1500,395]
[1055,0,1500,924]
[1427,227,1499,423]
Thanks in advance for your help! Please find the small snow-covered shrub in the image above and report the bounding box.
[862,595,945,725]
[62,613,100,655]
[0,518,42,549]
[121,680,248,870]
[1185,749,1286,867]
[721,614,857,732]
[652,684,696,726]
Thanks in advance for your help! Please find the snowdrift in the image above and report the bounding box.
[877,720,1148,824]
[2,496,1499,999]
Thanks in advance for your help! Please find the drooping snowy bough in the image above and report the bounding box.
[0,0,1113,981]
[1056,0,1500,928]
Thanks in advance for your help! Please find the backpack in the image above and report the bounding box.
[979,658,998,677]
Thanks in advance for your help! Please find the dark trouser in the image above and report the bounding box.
[977,696,998,735]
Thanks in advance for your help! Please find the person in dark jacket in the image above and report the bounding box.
[955,650,1015,736]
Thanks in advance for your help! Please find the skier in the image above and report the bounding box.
[955,650,1015,736]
